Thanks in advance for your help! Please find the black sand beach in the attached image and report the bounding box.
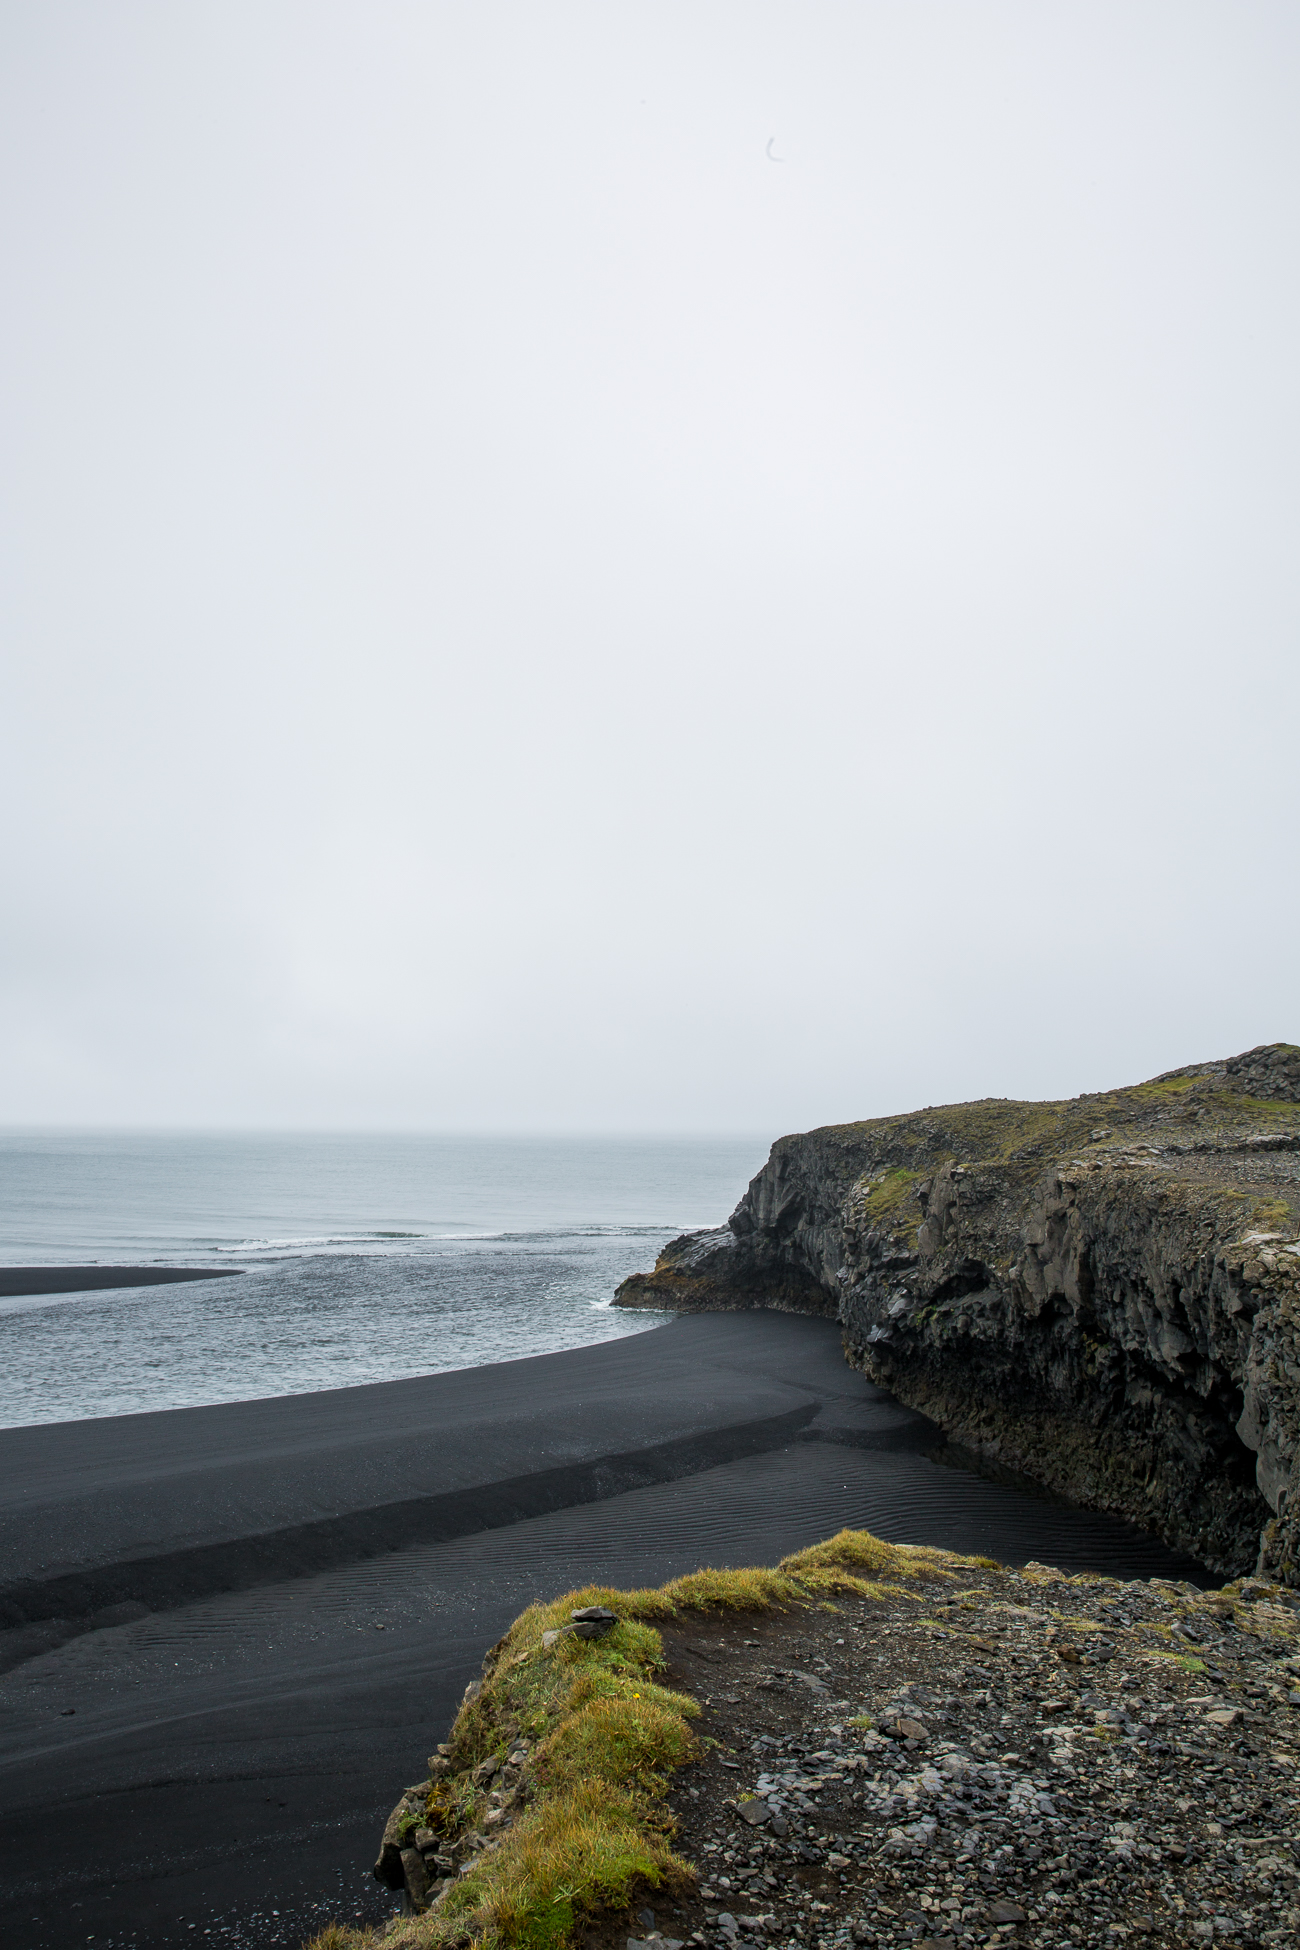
[0,1266,240,1299]
[0,1315,1207,1950]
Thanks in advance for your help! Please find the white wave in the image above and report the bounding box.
[214,1229,515,1259]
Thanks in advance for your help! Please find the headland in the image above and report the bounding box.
[614,1045,1300,1584]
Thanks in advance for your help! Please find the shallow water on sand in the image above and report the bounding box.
[0,1132,764,1425]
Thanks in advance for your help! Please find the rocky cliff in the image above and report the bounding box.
[615,1046,1300,1582]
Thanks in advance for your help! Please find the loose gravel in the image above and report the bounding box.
[580,1559,1300,1950]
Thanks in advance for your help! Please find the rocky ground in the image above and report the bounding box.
[579,1561,1300,1950]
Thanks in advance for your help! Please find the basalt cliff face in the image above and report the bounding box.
[615,1046,1300,1582]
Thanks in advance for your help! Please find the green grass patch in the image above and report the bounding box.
[856,1166,924,1229]
[303,1530,962,1950]
[1148,1648,1207,1673]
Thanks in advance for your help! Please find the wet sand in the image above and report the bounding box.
[0,1266,240,1299]
[0,1315,1208,1949]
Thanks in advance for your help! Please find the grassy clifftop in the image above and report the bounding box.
[306,1528,1300,1950]
[310,1532,952,1950]
[613,1048,1300,1580]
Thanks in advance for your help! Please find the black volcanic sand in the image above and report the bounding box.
[0,1267,241,1298]
[0,1314,1209,1950]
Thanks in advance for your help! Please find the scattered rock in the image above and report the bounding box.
[648,1555,1300,1950]
[892,1716,927,1742]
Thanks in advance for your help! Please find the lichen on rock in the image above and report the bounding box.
[614,1045,1300,1582]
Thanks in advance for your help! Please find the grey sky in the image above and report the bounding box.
[2,3,1296,1132]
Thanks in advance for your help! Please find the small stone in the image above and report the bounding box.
[738,1800,770,1827]
[571,1605,619,1639]
[988,1899,1027,1923]
[638,1909,656,1929]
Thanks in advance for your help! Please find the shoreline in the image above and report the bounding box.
[0,1264,242,1298]
[356,1537,1300,1950]
[0,1315,829,1596]
[0,1317,1212,1950]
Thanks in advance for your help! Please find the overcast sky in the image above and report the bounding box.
[1,2,1296,1133]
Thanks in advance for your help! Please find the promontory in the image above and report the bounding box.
[615,1044,1300,1583]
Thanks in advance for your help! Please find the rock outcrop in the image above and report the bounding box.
[615,1046,1300,1582]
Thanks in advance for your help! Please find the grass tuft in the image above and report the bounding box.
[300,1528,956,1950]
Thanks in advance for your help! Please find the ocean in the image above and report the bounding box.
[0,1130,765,1428]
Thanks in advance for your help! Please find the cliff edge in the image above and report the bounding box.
[615,1046,1300,1582]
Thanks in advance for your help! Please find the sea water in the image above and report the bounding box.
[0,1131,764,1428]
